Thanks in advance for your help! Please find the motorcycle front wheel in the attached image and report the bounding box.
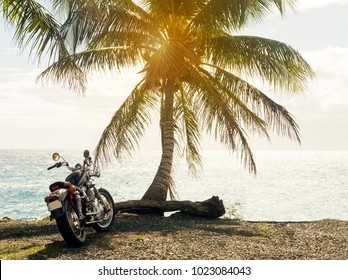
[93,188,115,232]
[56,198,86,246]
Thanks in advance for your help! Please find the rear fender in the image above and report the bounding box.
[50,189,69,219]
[52,188,69,201]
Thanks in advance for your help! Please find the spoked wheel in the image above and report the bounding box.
[56,198,86,246]
[93,188,115,232]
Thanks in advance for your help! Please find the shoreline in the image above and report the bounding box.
[1,214,348,260]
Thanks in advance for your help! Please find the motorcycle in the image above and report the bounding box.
[44,150,115,246]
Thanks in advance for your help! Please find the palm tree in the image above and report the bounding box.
[1,0,314,203]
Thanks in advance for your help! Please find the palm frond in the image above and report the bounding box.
[74,47,144,70]
[207,65,301,143]
[94,79,159,164]
[1,0,89,92]
[2,0,65,62]
[189,64,270,141]
[174,81,202,177]
[36,55,86,93]
[187,65,257,173]
[37,46,143,92]
[57,0,105,53]
[190,0,297,33]
[104,0,162,43]
[205,35,314,92]
[88,31,155,51]
[142,38,201,88]
[142,0,205,18]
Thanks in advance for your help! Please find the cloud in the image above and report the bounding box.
[240,45,348,150]
[263,46,348,113]
[302,47,348,109]
[2,47,22,55]
[298,0,348,10]
[266,46,348,149]
[0,65,144,149]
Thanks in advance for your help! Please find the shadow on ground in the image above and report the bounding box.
[1,214,265,259]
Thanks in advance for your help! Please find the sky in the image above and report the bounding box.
[0,0,348,152]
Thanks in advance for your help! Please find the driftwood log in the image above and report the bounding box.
[114,196,226,219]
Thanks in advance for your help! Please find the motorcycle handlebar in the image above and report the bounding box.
[47,164,56,170]
[47,156,99,175]
[47,162,64,170]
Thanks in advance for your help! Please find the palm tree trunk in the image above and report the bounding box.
[142,81,175,201]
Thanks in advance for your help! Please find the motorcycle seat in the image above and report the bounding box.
[49,181,72,192]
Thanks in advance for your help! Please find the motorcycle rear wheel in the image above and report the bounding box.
[56,198,86,246]
[93,188,115,232]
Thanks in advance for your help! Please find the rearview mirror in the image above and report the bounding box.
[83,150,90,159]
[52,153,60,161]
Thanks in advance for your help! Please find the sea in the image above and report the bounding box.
[0,149,347,222]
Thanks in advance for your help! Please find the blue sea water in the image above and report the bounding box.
[0,150,347,221]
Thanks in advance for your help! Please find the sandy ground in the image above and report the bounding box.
[1,214,348,260]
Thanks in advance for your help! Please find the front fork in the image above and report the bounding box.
[74,192,84,220]
[93,187,110,211]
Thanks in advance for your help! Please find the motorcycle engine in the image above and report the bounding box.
[87,199,103,219]
[86,189,103,219]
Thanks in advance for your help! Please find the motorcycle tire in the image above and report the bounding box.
[56,198,86,246]
[93,188,115,232]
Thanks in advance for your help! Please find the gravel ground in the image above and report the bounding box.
[1,214,348,260]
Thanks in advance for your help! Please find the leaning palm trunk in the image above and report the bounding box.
[142,83,175,201]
